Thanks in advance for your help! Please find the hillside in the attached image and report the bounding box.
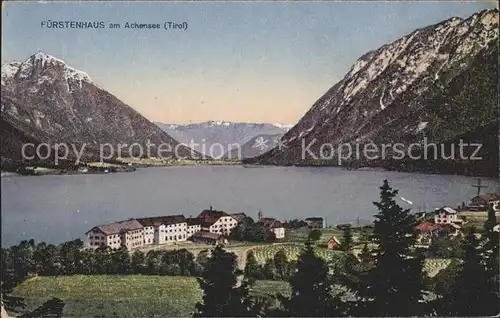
[1,52,195,170]
[249,9,499,177]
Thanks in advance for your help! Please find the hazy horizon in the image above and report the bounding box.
[2,1,497,125]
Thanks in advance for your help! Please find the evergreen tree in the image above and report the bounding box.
[279,240,344,317]
[437,224,499,316]
[273,250,289,280]
[176,249,196,276]
[112,247,131,274]
[194,245,259,317]
[352,180,425,316]
[244,251,262,280]
[308,229,322,242]
[482,228,500,315]
[437,229,492,316]
[341,227,354,251]
[359,242,372,264]
[131,250,147,274]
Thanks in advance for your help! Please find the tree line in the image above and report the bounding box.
[193,180,499,317]
[2,180,498,316]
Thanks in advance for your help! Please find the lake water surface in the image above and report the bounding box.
[1,166,498,246]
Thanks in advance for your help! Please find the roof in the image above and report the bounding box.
[416,221,441,233]
[305,217,324,222]
[436,206,457,215]
[327,236,341,244]
[86,219,143,235]
[231,213,247,223]
[187,217,201,226]
[259,217,284,229]
[192,231,222,240]
[136,215,186,227]
[472,194,500,202]
[198,209,234,226]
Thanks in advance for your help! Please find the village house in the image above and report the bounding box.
[258,217,286,239]
[434,206,463,225]
[191,231,226,245]
[85,219,144,250]
[468,194,500,211]
[305,217,325,229]
[136,215,188,245]
[198,207,239,236]
[416,221,460,245]
[327,236,341,250]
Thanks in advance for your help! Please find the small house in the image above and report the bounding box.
[191,231,226,245]
[434,207,462,225]
[469,194,500,211]
[327,236,341,250]
[258,217,286,239]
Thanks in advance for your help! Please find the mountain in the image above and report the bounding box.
[1,52,195,169]
[249,9,499,177]
[155,121,292,158]
[226,133,283,159]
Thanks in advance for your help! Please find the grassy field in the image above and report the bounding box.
[457,211,500,231]
[12,275,289,317]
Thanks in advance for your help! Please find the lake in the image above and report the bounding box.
[1,165,498,246]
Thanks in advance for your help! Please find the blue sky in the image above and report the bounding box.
[2,1,496,124]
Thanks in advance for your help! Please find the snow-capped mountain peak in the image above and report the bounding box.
[2,51,93,90]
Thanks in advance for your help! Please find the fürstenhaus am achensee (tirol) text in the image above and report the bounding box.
[40,20,188,30]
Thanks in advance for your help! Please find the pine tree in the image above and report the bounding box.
[353,180,425,316]
[482,229,500,315]
[438,223,499,316]
[194,245,259,317]
[244,250,262,280]
[341,227,354,251]
[279,240,344,317]
[437,229,492,316]
[273,250,289,280]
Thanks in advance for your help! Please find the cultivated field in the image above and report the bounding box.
[251,243,345,264]
[12,275,289,317]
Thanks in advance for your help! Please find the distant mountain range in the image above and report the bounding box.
[155,121,292,158]
[1,52,195,170]
[248,9,499,177]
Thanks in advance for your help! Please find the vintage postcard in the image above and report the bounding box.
[1,1,499,317]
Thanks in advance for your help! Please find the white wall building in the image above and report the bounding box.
[198,209,239,236]
[434,207,462,225]
[85,219,144,250]
[137,215,187,245]
[259,217,286,239]
[187,218,202,238]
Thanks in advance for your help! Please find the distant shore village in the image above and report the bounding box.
[85,191,500,250]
